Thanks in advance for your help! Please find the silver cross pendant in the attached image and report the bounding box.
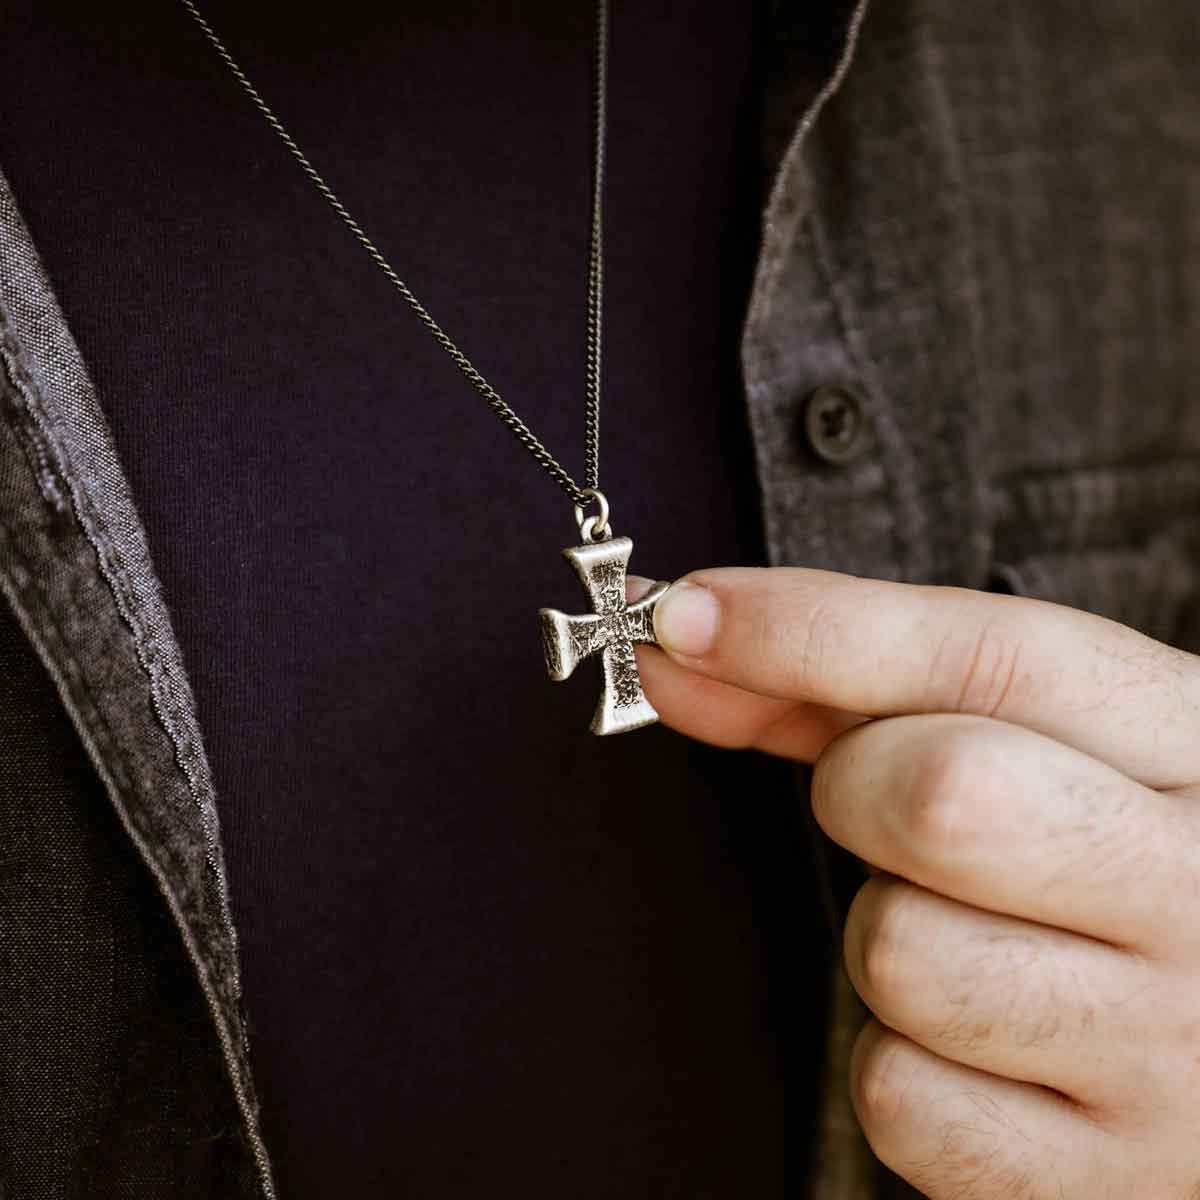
[538,497,667,735]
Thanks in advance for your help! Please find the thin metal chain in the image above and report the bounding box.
[178,0,608,508]
[583,0,607,493]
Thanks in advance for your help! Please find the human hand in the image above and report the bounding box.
[635,567,1200,1198]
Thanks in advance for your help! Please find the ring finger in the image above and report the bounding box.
[844,873,1154,1109]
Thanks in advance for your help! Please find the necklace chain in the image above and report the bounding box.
[179,0,609,508]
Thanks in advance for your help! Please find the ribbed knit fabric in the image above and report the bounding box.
[0,2,839,1196]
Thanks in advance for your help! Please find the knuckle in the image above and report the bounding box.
[847,877,914,1007]
[898,732,984,856]
[850,1022,920,1129]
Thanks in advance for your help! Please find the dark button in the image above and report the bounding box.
[803,384,869,464]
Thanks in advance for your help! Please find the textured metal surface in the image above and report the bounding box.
[178,0,610,509]
[538,536,667,735]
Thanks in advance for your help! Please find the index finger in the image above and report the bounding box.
[651,567,1200,789]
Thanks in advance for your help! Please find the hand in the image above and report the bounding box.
[635,567,1200,1199]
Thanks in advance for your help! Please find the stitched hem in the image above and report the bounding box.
[0,167,275,1198]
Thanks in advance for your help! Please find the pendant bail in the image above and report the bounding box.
[574,487,612,543]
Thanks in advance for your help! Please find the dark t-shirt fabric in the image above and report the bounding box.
[2,3,834,1194]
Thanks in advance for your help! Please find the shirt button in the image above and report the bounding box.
[802,384,870,464]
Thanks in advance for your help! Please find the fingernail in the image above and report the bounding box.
[625,575,657,603]
[654,580,719,657]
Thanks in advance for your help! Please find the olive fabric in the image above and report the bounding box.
[1,1,1200,1198]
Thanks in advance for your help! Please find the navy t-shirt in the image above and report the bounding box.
[2,2,834,1194]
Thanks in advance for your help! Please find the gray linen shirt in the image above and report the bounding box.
[1,1,1198,1196]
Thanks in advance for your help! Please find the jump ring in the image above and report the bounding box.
[574,487,612,542]
[579,515,613,544]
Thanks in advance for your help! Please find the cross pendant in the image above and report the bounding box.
[538,535,668,735]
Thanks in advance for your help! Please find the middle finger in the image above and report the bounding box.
[811,713,1197,955]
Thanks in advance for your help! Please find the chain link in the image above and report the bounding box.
[178,0,608,508]
[583,0,607,493]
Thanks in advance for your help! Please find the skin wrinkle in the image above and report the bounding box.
[747,697,798,753]
[925,911,1068,1055]
[890,1041,929,1130]
[1148,648,1192,763]
[1035,777,1169,955]
[928,1122,1004,1188]
[936,934,1066,1053]
[1072,636,1195,787]
[953,623,988,715]
[905,1089,1038,1200]
[1080,626,1188,786]
[1165,644,1200,725]
[724,581,800,700]
[988,629,1023,721]
[731,571,852,701]
[950,618,1024,720]
[1009,974,1064,1051]
[924,1149,1038,1199]
[1038,779,1136,876]
[922,617,956,714]
[795,593,836,704]
[1064,965,1096,1035]
[963,1090,1033,1143]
